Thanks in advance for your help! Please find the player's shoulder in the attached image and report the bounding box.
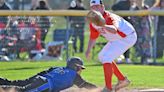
[105,11,118,17]
[105,10,122,20]
[104,11,117,19]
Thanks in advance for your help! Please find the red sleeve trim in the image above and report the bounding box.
[89,23,100,40]
[117,30,126,38]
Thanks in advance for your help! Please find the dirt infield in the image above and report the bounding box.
[1,87,164,92]
[117,88,164,92]
[140,88,164,92]
[61,87,164,92]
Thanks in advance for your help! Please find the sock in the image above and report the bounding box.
[112,61,125,81]
[103,63,113,90]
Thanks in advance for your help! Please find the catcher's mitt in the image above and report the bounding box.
[87,10,106,26]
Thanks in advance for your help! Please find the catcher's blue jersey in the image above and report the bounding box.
[43,67,77,92]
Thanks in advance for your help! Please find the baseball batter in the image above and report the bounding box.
[0,57,97,92]
[85,0,137,91]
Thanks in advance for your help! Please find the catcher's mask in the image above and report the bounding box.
[90,0,103,6]
[66,57,85,71]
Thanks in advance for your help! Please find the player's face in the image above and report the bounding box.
[90,5,105,14]
[77,69,82,75]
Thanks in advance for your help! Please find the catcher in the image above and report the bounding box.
[0,57,97,92]
[86,0,137,92]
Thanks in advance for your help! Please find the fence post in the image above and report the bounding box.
[152,21,157,64]
[66,16,70,60]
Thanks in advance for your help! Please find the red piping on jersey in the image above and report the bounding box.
[117,30,126,38]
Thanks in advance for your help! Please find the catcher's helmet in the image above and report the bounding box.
[66,57,85,71]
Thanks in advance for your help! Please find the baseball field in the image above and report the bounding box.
[0,17,164,92]
[0,57,164,92]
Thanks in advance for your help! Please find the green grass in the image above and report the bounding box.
[1,16,164,90]
[0,61,164,88]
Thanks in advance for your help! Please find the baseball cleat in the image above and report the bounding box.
[114,77,130,91]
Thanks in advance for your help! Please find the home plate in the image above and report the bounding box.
[140,88,164,92]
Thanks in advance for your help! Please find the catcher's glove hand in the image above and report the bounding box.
[87,10,106,26]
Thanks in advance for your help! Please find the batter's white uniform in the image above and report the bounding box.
[89,11,137,64]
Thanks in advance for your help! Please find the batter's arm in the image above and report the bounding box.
[73,74,97,89]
